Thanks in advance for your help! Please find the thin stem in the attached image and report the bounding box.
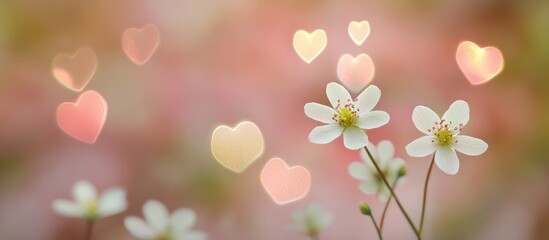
[369,214,383,240]
[363,147,420,239]
[419,154,436,236]
[379,181,398,231]
[84,220,94,240]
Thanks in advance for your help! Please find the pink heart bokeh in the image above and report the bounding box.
[122,24,160,65]
[260,158,311,205]
[56,91,108,144]
[337,53,375,93]
[456,41,504,85]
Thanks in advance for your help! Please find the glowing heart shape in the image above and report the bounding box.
[348,21,370,46]
[211,121,264,173]
[261,158,311,205]
[456,41,504,85]
[52,47,97,92]
[122,24,160,65]
[56,91,108,144]
[293,29,327,64]
[337,54,375,93]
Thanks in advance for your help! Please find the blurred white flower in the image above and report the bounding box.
[348,141,406,201]
[125,200,206,240]
[288,204,333,238]
[304,82,390,150]
[52,180,127,221]
[405,100,488,175]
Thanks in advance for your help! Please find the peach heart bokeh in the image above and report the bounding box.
[456,41,504,85]
[261,158,311,205]
[211,121,264,173]
[122,24,160,65]
[56,91,108,144]
[52,46,97,92]
[348,21,370,46]
[293,29,327,64]
[337,53,375,93]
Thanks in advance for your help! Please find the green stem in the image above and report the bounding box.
[369,214,383,240]
[379,181,398,231]
[363,146,420,239]
[419,154,436,236]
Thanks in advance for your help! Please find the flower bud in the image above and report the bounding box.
[398,165,407,178]
[359,202,371,216]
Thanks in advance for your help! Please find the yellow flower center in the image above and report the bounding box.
[155,232,173,240]
[84,201,98,221]
[428,119,463,146]
[333,100,358,128]
[304,215,320,237]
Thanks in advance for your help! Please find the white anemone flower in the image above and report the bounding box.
[304,82,390,150]
[288,204,333,238]
[405,100,488,175]
[52,180,127,221]
[124,200,206,240]
[348,141,406,201]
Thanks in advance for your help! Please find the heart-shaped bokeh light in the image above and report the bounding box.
[456,41,504,85]
[52,46,97,92]
[211,121,265,173]
[122,24,160,65]
[56,90,108,144]
[337,53,375,93]
[348,21,370,46]
[261,158,311,205]
[293,29,327,64]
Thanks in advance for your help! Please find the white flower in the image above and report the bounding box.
[125,200,206,240]
[52,180,127,221]
[405,100,488,175]
[304,82,390,150]
[288,204,333,237]
[348,141,406,201]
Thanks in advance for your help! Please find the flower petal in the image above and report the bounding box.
[442,100,469,128]
[377,186,391,202]
[177,231,207,240]
[453,135,488,156]
[343,127,369,150]
[98,188,127,217]
[308,124,343,144]
[304,103,336,124]
[348,162,369,181]
[124,216,155,239]
[355,85,381,113]
[171,209,196,233]
[73,181,97,205]
[52,199,83,218]
[406,136,437,157]
[326,82,352,109]
[376,140,395,163]
[435,147,460,175]
[144,200,169,232]
[412,106,440,134]
[356,111,389,129]
[359,181,378,195]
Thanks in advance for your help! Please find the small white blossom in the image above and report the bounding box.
[348,141,406,201]
[52,180,127,221]
[405,100,488,175]
[304,82,390,150]
[288,204,333,237]
[124,200,206,240]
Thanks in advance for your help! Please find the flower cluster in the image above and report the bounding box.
[304,81,488,239]
[52,181,206,240]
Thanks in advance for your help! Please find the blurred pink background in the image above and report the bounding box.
[1,0,548,239]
